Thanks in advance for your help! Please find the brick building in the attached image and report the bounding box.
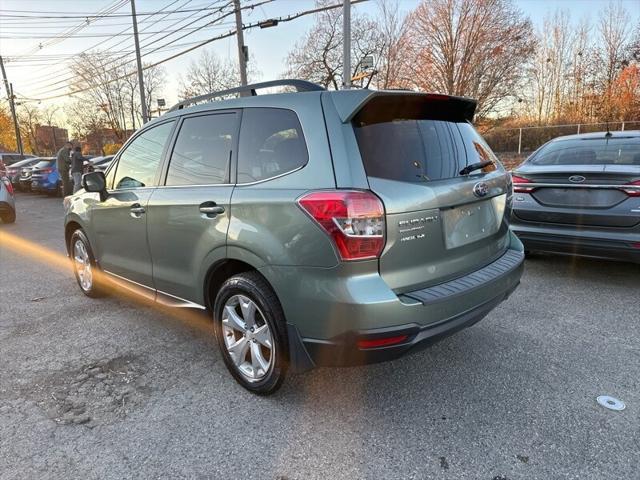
[80,128,134,155]
[35,125,69,155]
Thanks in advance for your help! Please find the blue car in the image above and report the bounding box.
[30,158,62,196]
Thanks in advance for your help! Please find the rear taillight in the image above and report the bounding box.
[41,167,53,174]
[511,174,535,193]
[620,180,640,197]
[298,190,385,261]
[1,178,14,196]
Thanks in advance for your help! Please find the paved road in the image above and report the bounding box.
[1,193,638,479]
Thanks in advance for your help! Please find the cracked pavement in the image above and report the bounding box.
[1,193,638,479]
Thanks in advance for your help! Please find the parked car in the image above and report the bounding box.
[0,152,36,166]
[511,131,640,263]
[5,157,45,190]
[89,155,114,173]
[64,80,525,394]
[19,165,37,192]
[29,158,61,196]
[0,175,16,223]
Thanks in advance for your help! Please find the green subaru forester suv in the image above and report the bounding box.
[65,80,524,394]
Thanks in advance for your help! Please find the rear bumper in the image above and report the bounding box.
[511,221,640,264]
[296,280,519,368]
[280,236,525,371]
[31,178,57,192]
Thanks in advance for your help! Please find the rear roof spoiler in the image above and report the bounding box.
[329,90,477,123]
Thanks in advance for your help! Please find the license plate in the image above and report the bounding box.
[443,196,504,249]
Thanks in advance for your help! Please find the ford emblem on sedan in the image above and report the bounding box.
[569,175,586,183]
[473,181,489,197]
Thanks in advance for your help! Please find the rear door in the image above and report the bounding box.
[146,110,239,304]
[350,95,511,293]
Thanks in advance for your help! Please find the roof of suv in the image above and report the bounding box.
[157,79,478,127]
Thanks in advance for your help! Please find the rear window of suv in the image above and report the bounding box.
[529,136,640,165]
[352,95,499,183]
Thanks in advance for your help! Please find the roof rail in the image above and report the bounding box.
[168,79,324,112]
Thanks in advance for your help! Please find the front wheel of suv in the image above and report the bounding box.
[213,272,288,395]
[70,229,103,298]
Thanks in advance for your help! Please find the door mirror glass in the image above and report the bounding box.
[83,171,106,194]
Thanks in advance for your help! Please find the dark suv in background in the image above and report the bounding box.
[65,80,524,394]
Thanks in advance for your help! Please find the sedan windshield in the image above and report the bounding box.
[530,136,640,166]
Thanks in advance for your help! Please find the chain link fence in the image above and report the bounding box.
[482,121,640,170]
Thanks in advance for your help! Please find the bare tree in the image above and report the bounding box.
[399,0,534,118]
[69,52,167,136]
[17,103,42,155]
[70,53,133,139]
[374,0,409,89]
[284,0,385,90]
[597,1,632,119]
[178,49,240,99]
[526,10,576,123]
[143,64,166,119]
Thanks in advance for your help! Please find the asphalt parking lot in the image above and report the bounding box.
[1,192,638,480]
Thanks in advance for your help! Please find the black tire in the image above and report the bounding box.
[213,272,288,395]
[0,208,16,224]
[69,229,103,298]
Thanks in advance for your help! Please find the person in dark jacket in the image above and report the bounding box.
[71,146,85,193]
[56,142,73,196]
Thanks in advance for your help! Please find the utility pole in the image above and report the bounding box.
[342,0,351,89]
[233,0,248,88]
[130,0,148,124]
[0,56,24,154]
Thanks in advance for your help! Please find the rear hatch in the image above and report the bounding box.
[351,94,511,293]
[513,135,640,228]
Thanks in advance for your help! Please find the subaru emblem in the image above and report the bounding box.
[569,175,586,183]
[473,182,489,198]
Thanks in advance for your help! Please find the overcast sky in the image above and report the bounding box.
[1,0,639,114]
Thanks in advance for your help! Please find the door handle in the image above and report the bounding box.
[130,203,146,217]
[199,201,225,217]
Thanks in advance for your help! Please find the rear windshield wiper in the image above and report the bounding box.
[459,160,493,176]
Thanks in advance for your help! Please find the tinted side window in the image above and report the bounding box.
[166,113,237,186]
[237,108,308,183]
[113,121,175,189]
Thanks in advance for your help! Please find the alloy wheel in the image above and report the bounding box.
[73,239,92,291]
[221,294,274,382]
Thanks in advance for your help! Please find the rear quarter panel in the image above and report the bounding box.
[227,95,339,269]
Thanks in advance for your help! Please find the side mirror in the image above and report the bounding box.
[82,171,108,201]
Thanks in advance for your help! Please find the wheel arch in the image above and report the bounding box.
[64,219,83,254]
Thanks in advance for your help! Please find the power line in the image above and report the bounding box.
[13,0,207,89]
[18,0,130,56]
[0,4,243,19]
[20,1,238,95]
[0,26,235,39]
[31,0,369,102]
